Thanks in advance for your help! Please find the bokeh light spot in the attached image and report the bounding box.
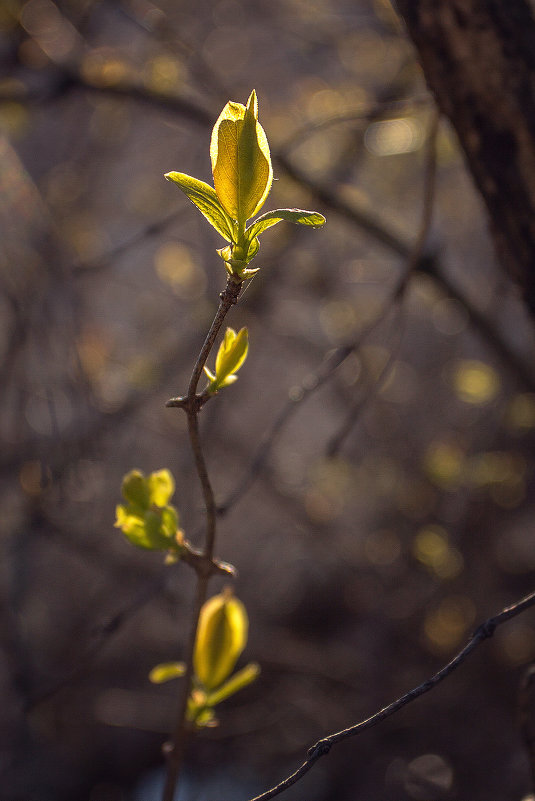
[424,441,464,490]
[154,243,206,300]
[453,359,500,405]
[365,118,423,156]
[424,595,475,654]
[412,525,463,579]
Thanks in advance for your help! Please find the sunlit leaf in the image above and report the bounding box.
[149,662,186,683]
[246,236,259,262]
[121,469,150,509]
[210,90,273,226]
[215,327,249,381]
[164,172,234,242]
[115,505,164,549]
[115,469,182,553]
[246,208,326,241]
[194,591,248,690]
[148,468,175,507]
[205,327,249,393]
[160,506,179,539]
[206,662,260,707]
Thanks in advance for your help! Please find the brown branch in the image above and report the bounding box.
[246,588,535,801]
[162,276,242,801]
[395,0,535,319]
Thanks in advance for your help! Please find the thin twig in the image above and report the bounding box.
[246,588,535,801]
[162,277,242,801]
[278,94,431,157]
[326,309,405,457]
[217,272,408,517]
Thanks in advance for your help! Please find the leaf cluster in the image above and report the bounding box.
[114,469,184,556]
[165,90,326,279]
[150,591,259,728]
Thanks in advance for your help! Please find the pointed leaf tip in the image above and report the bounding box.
[210,92,273,225]
[246,89,258,119]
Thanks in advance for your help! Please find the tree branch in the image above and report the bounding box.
[246,588,535,801]
[395,0,535,318]
[162,276,242,801]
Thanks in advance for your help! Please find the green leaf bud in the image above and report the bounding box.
[194,590,248,690]
[149,662,186,684]
[210,90,273,227]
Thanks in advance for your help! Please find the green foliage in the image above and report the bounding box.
[204,662,260,707]
[149,662,186,683]
[149,591,259,729]
[210,90,273,227]
[163,172,235,243]
[194,589,248,690]
[114,469,184,555]
[203,327,249,393]
[246,208,327,239]
[165,89,326,280]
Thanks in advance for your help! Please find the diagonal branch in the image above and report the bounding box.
[246,587,535,801]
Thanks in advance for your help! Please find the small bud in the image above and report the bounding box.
[194,590,248,690]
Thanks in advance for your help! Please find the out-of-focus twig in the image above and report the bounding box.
[326,108,439,457]
[278,93,431,157]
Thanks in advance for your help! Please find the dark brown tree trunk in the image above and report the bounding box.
[395,0,535,318]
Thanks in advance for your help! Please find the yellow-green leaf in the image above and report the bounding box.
[115,469,181,552]
[206,662,260,707]
[165,172,235,242]
[148,468,175,507]
[121,469,150,509]
[246,208,326,242]
[215,327,249,384]
[194,591,248,690]
[210,90,273,226]
[149,662,186,683]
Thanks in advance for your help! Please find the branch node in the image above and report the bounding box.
[474,619,497,640]
[307,739,332,759]
[165,396,188,409]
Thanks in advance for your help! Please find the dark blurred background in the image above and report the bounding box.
[2,1,535,800]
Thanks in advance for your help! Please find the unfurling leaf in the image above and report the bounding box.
[206,662,260,706]
[246,208,326,241]
[149,662,186,683]
[121,469,151,509]
[114,468,184,555]
[148,469,175,507]
[210,90,273,226]
[203,327,249,394]
[194,590,248,690]
[165,90,325,279]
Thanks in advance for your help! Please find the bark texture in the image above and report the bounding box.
[395,0,535,317]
